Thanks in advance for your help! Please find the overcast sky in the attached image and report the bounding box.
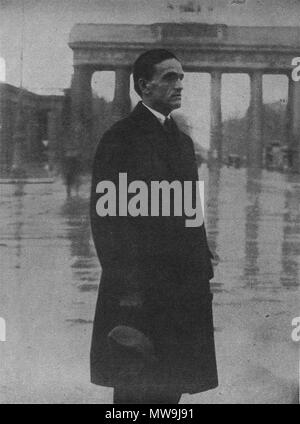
[0,0,297,146]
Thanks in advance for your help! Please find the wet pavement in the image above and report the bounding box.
[0,165,299,403]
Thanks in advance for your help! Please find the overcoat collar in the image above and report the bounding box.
[129,102,193,180]
[130,101,168,135]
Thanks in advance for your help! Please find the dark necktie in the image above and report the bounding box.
[162,117,182,171]
[163,117,175,136]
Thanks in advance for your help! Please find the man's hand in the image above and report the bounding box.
[108,325,157,363]
[211,251,220,267]
[120,292,143,308]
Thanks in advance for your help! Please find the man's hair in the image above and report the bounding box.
[133,49,179,97]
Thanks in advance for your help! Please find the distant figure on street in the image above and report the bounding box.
[62,123,82,197]
[41,139,50,172]
[62,151,81,197]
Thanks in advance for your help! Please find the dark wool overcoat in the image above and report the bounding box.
[90,102,218,394]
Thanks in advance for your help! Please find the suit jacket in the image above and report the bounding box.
[90,102,218,393]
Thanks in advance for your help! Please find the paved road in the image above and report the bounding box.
[0,165,299,403]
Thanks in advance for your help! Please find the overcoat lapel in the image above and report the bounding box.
[129,102,191,180]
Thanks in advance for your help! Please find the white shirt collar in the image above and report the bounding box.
[142,102,170,125]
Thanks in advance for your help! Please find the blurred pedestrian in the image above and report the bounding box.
[62,123,82,197]
[62,150,81,197]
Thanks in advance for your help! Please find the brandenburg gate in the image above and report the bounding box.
[68,23,300,169]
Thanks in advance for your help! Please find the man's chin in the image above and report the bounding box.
[170,100,181,110]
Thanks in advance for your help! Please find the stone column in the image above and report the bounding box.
[210,70,222,161]
[24,107,34,160]
[112,68,131,122]
[11,100,26,177]
[248,70,263,167]
[286,75,294,134]
[0,97,11,171]
[47,109,58,171]
[287,76,300,172]
[7,100,17,168]
[28,110,40,161]
[70,65,93,156]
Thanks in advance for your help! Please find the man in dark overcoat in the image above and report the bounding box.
[90,49,218,404]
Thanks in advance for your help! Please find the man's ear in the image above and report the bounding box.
[138,78,150,95]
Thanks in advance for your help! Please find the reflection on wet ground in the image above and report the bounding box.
[202,166,300,293]
[0,165,299,403]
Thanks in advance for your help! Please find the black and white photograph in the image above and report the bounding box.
[0,0,299,405]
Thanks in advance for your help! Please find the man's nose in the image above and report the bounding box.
[175,78,183,90]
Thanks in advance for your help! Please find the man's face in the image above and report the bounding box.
[143,58,184,115]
